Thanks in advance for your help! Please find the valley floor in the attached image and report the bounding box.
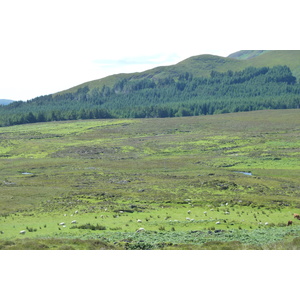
[1,109,300,249]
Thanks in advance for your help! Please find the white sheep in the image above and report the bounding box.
[186,217,190,221]
[136,228,145,233]
[75,211,78,214]
[59,222,65,226]
[216,221,221,225]
[71,220,77,224]
[19,230,26,234]
[137,219,142,223]
[265,222,269,225]
[187,210,191,214]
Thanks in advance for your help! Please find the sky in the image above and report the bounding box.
[0,0,299,101]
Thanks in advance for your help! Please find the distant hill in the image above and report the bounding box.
[58,50,300,95]
[0,99,14,105]
[0,50,300,126]
[227,50,270,60]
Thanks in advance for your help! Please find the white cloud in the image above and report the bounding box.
[0,0,298,100]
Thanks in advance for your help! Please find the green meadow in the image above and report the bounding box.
[1,109,300,249]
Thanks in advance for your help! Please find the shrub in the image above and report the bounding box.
[26,226,37,232]
[124,242,154,250]
[71,223,106,230]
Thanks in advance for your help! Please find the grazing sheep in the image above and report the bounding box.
[287,220,293,226]
[216,221,221,225]
[136,228,145,233]
[71,220,77,224]
[293,213,300,220]
[187,210,191,214]
[265,222,269,225]
[137,219,142,223]
[119,211,124,213]
[59,222,65,226]
[19,230,26,234]
[203,211,207,214]
[186,217,190,221]
[75,211,78,214]
[224,211,230,215]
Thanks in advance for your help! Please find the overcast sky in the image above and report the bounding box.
[0,0,298,100]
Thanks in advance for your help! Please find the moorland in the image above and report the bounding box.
[1,109,300,249]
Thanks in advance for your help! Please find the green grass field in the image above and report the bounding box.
[1,109,300,249]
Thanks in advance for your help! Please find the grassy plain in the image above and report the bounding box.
[1,109,300,249]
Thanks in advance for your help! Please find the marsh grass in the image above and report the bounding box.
[1,110,300,249]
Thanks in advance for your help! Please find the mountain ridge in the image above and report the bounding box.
[0,99,14,105]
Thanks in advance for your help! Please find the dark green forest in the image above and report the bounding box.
[1,65,299,126]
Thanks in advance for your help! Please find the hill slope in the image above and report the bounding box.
[0,99,14,105]
[59,50,300,95]
[227,50,270,60]
[0,50,300,126]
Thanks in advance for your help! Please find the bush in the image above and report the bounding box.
[124,242,154,250]
[71,223,106,230]
[26,226,37,232]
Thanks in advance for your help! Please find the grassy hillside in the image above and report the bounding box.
[1,50,299,127]
[58,50,300,95]
[1,110,300,249]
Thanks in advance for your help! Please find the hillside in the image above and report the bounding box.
[58,50,300,95]
[227,50,270,60]
[0,50,300,126]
